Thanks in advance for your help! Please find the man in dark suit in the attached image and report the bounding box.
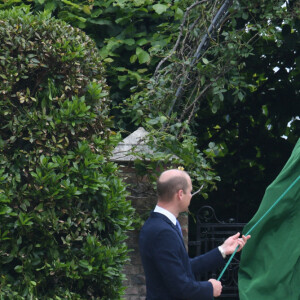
[139,169,250,300]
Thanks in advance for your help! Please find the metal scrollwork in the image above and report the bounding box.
[197,205,223,223]
[189,205,246,299]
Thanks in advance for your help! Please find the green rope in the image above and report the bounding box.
[217,174,300,281]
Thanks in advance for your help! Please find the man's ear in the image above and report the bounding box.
[177,189,183,199]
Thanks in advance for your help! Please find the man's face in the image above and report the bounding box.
[181,176,193,212]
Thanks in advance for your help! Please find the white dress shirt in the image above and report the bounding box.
[154,205,177,225]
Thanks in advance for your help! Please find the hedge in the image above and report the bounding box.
[0,7,134,299]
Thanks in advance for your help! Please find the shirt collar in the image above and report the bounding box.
[154,205,177,225]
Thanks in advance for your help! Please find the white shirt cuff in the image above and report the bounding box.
[218,246,226,259]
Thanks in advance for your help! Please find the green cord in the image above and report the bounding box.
[217,174,300,281]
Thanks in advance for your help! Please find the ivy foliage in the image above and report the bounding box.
[0,7,133,299]
[115,0,299,195]
[2,0,297,215]
[124,0,295,127]
[0,0,186,106]
[191,3,300,221]
[0,0,221,190]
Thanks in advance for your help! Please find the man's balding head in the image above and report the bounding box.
[157,169,190,201]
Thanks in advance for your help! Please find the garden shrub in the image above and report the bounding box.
[0,7,134,299]
[0,0,185,126]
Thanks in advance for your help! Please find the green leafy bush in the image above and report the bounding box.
[0,7,134,299]
[0,0,185,117]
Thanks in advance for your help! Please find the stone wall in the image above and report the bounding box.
[118,163,188,300]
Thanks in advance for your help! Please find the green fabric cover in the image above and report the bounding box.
[238,138,300,300]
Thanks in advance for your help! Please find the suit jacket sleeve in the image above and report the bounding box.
[152,229,214,300]
[190,248,225,277]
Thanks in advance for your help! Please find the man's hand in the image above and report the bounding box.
[221,232,251,255]
[208,279,222,297]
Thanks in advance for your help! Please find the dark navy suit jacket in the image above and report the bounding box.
[139,212,225,300]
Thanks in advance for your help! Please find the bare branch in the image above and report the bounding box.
[154,0,207,79]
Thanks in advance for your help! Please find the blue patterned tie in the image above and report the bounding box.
[176,220,183,237]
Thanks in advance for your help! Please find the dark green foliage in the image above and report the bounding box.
[0,5,108,108]
[0,0,185,126]
[0,7,133,299]
[190,1,300,222]
[2,0,298,269]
